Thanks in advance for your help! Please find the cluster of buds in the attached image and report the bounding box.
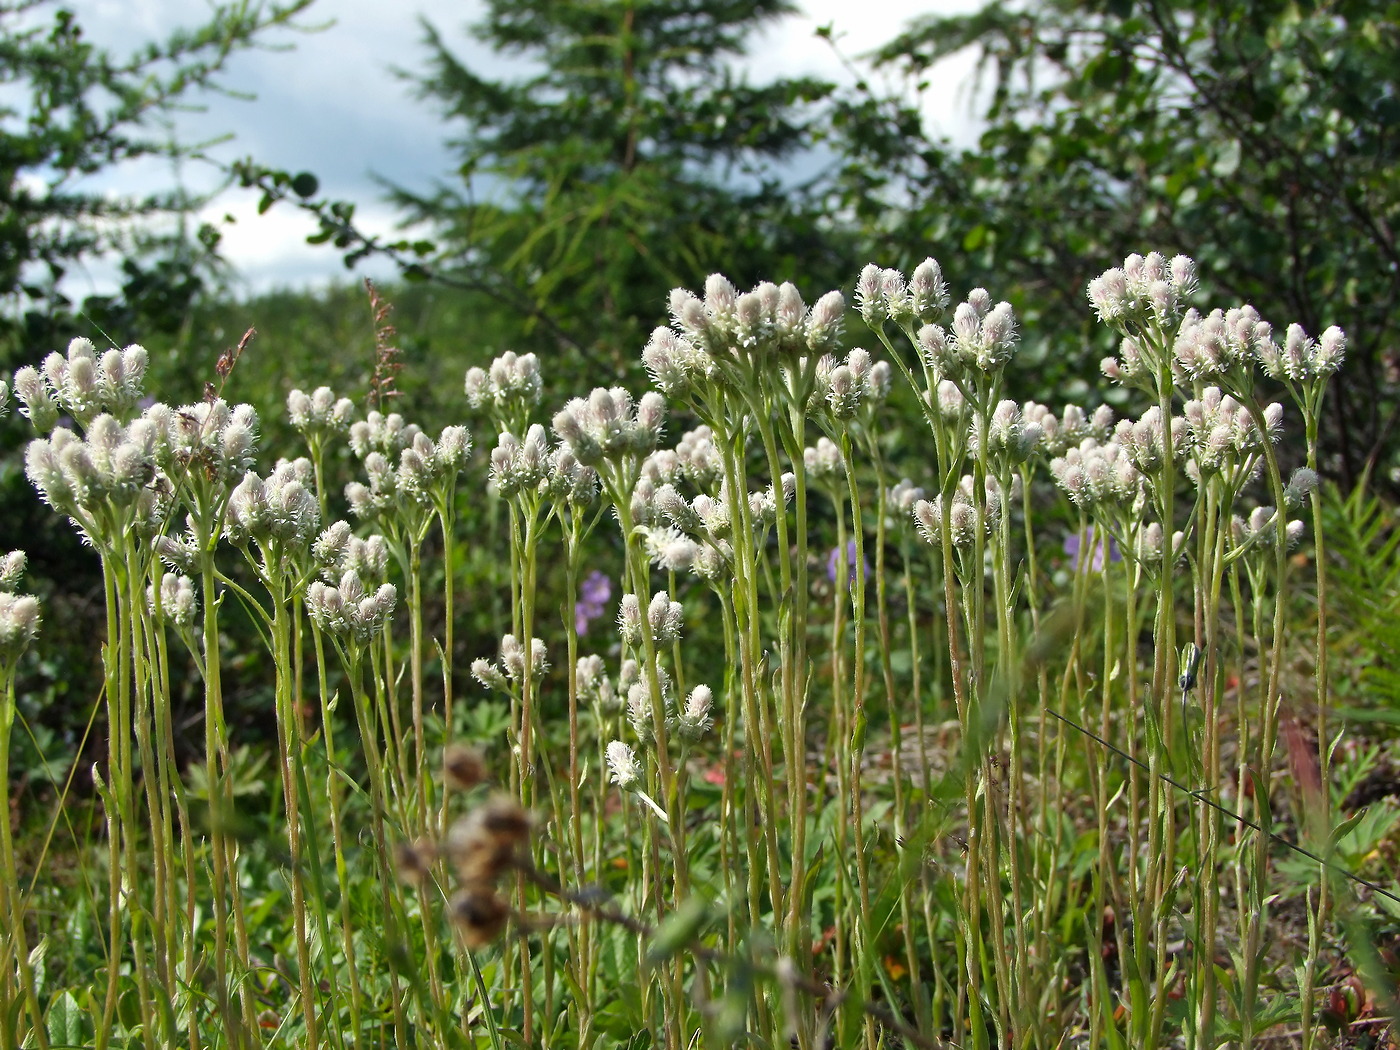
[617,591,684,647]
[147,572,198,630]
[815,348,892,420]
[1049,440,1144,509]
[639,525,700,573]
[344,452,402,522]
[803,437,844,485]
[1021,402,1115,457]
[471,634,549,692]
[910,477,1004,550]
[652,474,789,550]
[463,351,542,428]
[441,795,530,947]
[397,426,471,504]
[349,411,421,460]
[1256,323,1346,383]
[626,666,672,743]
[649,484,736,579]
[855,259,949,328]
[671,684,714,743]
[971,399,1043,467]
[1183,388,1282,477]
[545,446,598,508]
[641,327,717,398]
[642,426,724,492]
[883,479,926,532]
[1114,407,1191,475]
[490,425,550,498]
[25,414,158,522]
[225,459,321,551]
[12,338,149,431]
[1171,306,1275,383]
[1087,252,1196,330]
[604,740,669,821]
[1284,467,1321,510]
[314,521,390,584]
[917,288,1020,379]
[286,386,355,440]
[623,666,707,751]
[1230,506,1306,555]
[0,551,40,671]
[666,274,847,366]
[552,388,666,468]
[576,654,620,710]
[1100,336,1152,387]
[306,571,397,643]
[144,400,258,488]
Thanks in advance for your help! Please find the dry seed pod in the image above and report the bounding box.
[450,889,511,949]
[394,839,438,884]
[443,744,487,791]
[444,794,531,889]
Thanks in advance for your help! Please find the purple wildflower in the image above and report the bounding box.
[576,570,611,635]
[1064,527,1120,571]
[826,539,869,587]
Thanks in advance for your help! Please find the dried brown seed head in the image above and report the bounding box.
[450,889,510,949]
[443,744,487,792]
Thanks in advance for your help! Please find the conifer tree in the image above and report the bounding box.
[389,0,845,366]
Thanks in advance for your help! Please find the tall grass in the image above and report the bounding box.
[0,250,1363,1049]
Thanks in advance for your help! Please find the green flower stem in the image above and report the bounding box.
[311,618,365,1047]
[269,575,320,1050]
[0,671,48,1049]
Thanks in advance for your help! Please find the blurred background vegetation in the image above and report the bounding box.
[3,0,1399,785]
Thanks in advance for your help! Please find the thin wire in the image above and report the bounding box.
[1045,705,1400,907]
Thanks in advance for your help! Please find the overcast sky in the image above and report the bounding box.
[44,0,983,297]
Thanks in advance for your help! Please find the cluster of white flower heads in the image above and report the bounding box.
[1049,440,1144,509]
[12,338,149,431]
[287,386,354,439]
[491,425,550,496]
[804,437,844,483]
[855,259,949,329]
[910,476,1006,550]
[148,572,197,629]
[552,387,666,468]
[1257,324,1346,383]
[1231,506,1306,555]
[349,411,421,460]
[25,414,158,520]
[0,551,40,669]
[1021,403,1115,457]
[1087,251,1196,329]
[814,348,892,419]
[576,654,620,710]
[617,591,684,647]
[1182,388,1282,478]
[226,459,321,550]
[472,634,548,692]
[314,521,391,584]
[306,572,397,643]
[1113,407,1192,476]
[606,740,642,790]
[970,400,1043,467]
[463,351,542,425]
[917,287,1020,379]
[644,275,846,396]
[144,399,259,487]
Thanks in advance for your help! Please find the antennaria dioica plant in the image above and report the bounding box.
[0,249,1362,1050]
